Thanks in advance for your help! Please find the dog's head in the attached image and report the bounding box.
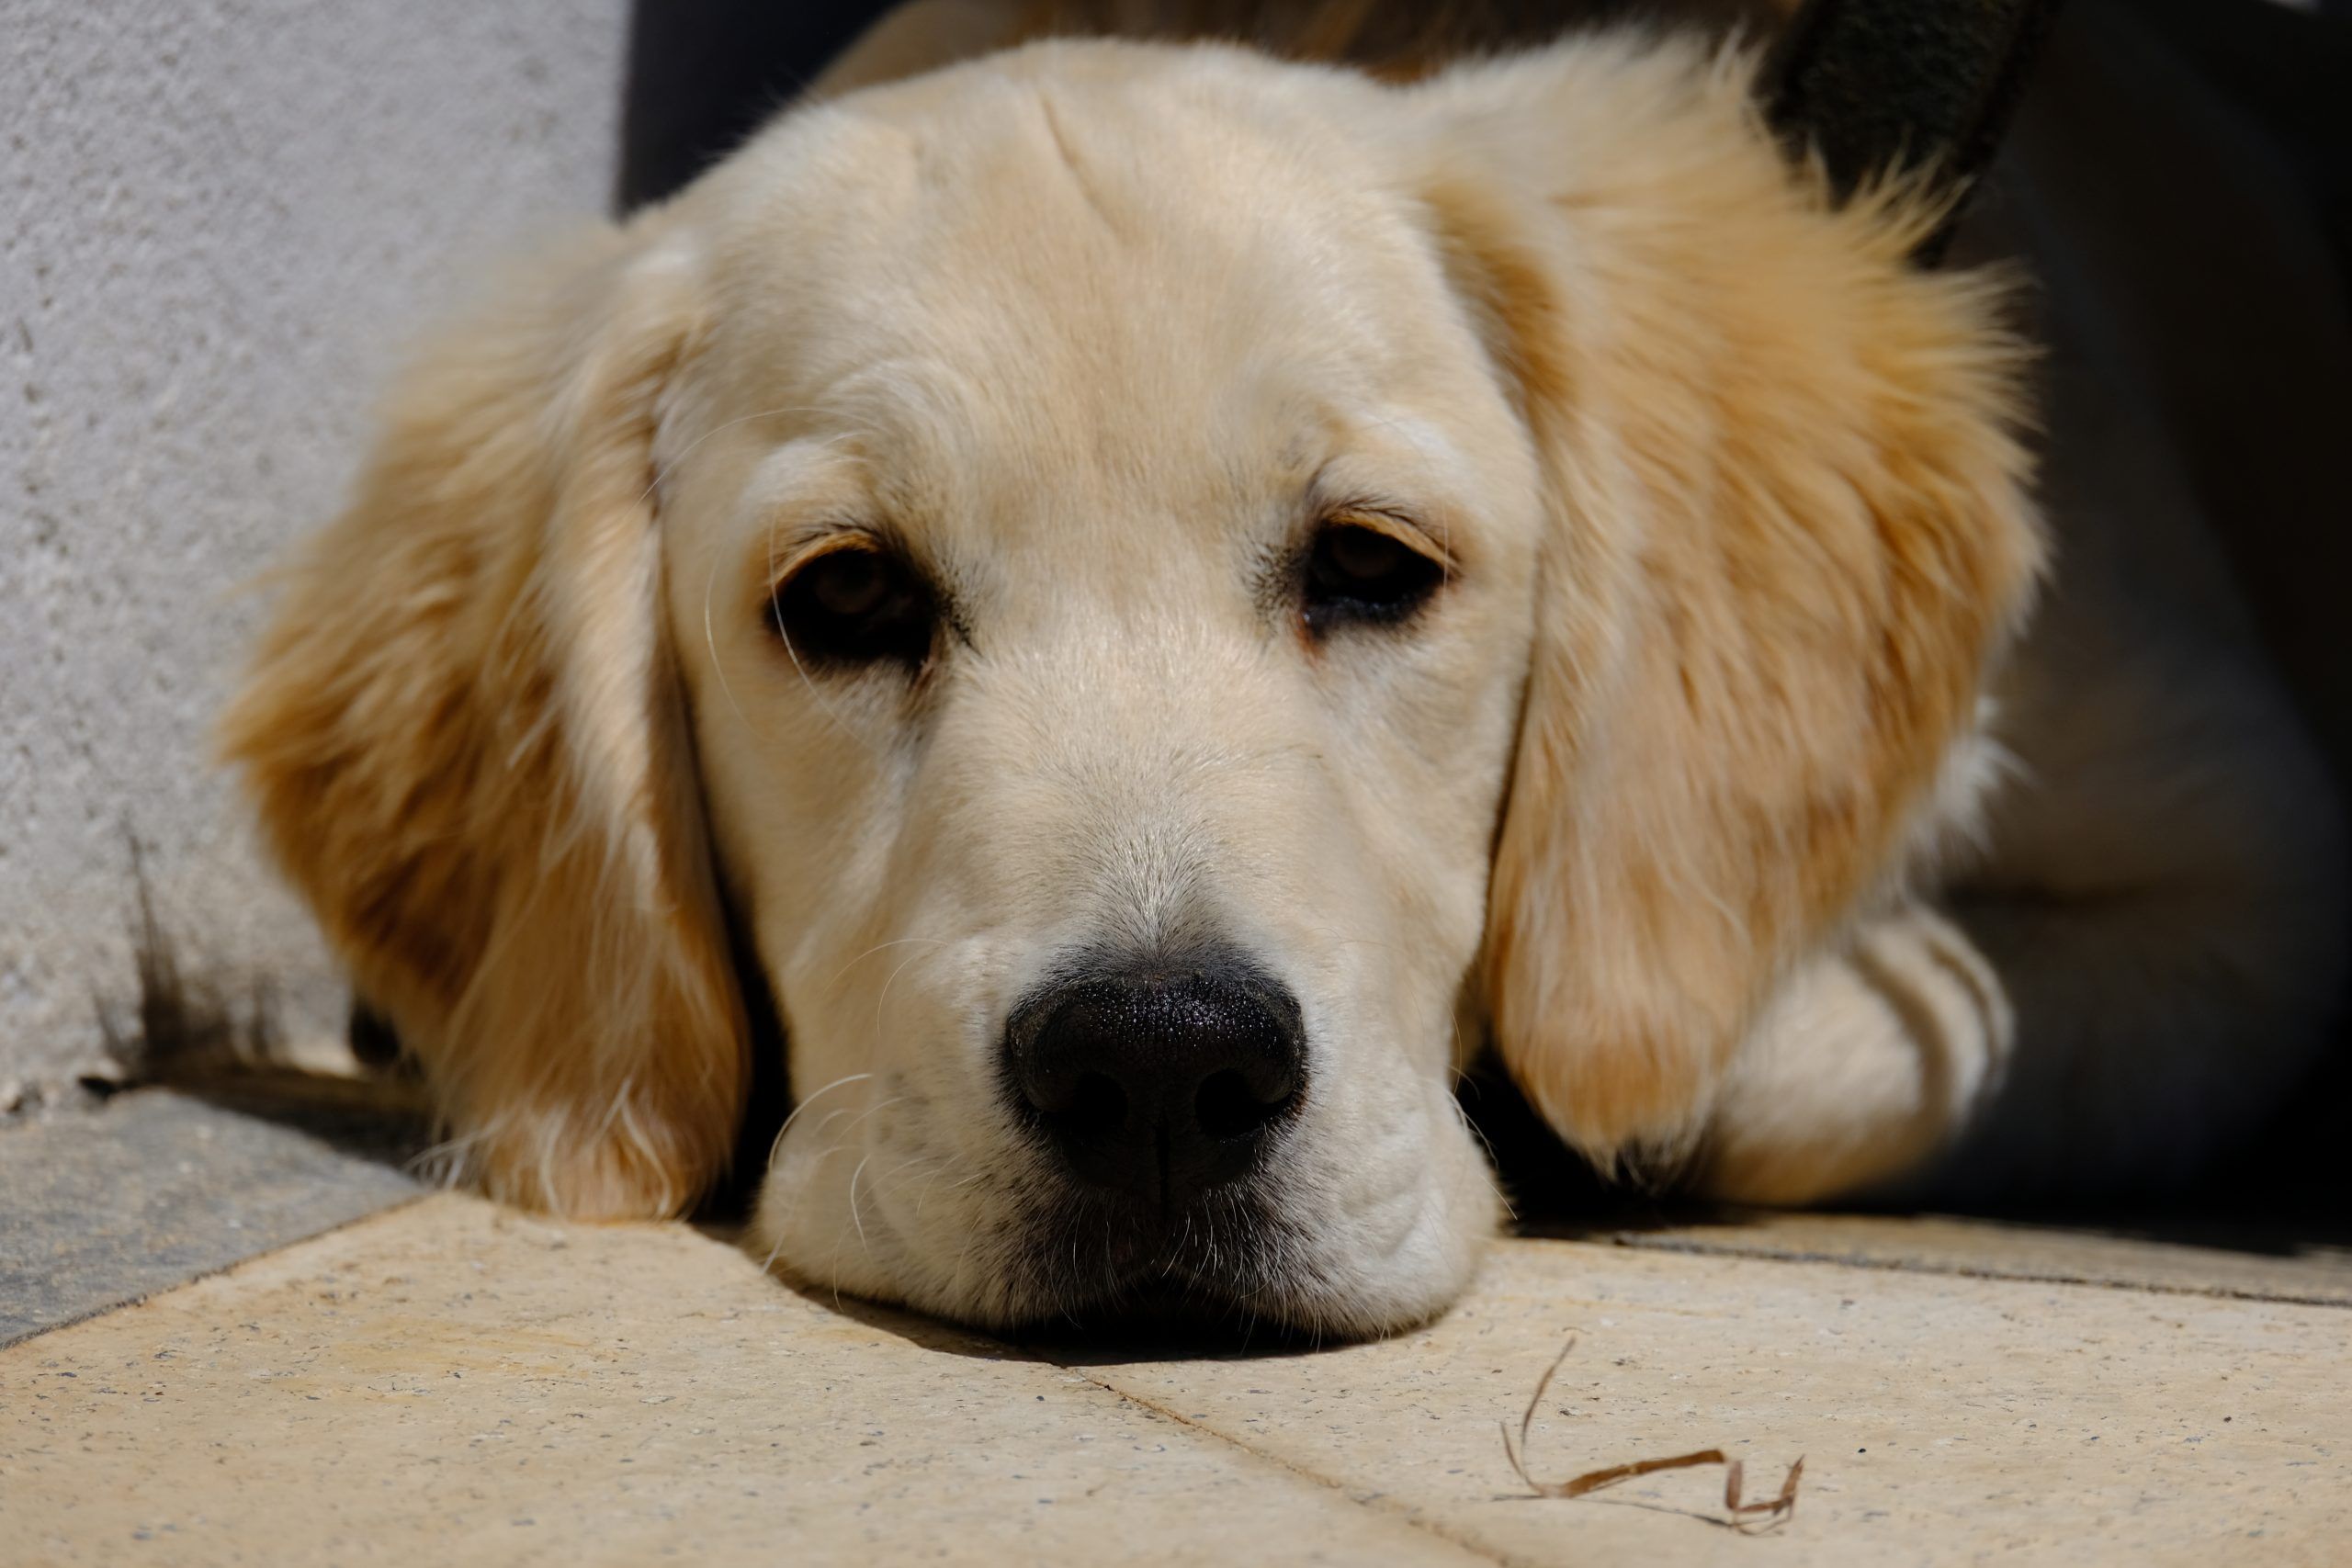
[224,37,2036,1335]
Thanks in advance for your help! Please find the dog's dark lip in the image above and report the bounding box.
[995,1181,1357,1350]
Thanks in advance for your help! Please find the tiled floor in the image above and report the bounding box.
[4,1091,2347,1564]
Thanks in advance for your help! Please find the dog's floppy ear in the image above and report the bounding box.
[221,218,743,1218]
[1411,39,2041,1171]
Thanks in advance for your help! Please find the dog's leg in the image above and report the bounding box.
[1697,902,2014,1205]
[1703,829,2344,1209]
[1704,617,2346,1209]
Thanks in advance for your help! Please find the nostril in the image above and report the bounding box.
[1034,1071,1127,1144]
[1072,1072,1125,1128]
[1023,1060,1126,1121]
[1194,1067,1294,1141]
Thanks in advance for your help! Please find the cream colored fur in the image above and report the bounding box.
[222,11,2344,1334]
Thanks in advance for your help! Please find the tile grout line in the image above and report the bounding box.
[702,1246,1556,1562]
[1602,1233,2352,1309]
[1059,1365,1537,1568]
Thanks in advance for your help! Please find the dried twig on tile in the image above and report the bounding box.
[1500,1337,1804,1534]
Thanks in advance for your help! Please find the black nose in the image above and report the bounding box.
[1007,959,1306,1210]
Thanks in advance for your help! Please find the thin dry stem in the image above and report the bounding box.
[1500,1336,1804,1534]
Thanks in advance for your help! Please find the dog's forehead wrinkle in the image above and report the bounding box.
[1033,87,1124,235]
[707,74,1443,422]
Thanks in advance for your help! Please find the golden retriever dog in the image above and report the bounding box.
[221,2,2346,1336]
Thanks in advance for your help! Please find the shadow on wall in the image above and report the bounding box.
[91,827,425,1136]
[92,830,283,1100]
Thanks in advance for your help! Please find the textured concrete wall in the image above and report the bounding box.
[3,2,627,1109]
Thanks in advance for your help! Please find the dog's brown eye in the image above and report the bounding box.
[768,544,935,671]
[1302,522,1445,635]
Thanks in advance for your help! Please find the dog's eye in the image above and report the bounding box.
[768,543,935,671]
[1302,521,1445,634]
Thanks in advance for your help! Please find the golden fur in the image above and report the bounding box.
[1406,49,2039,1169]
[220,8,2336,1332]
[223,231,743,1216]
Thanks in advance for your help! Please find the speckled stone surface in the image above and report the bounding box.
[4,1189,2346,1565]
[1076,1238,2352,1564]
[0,1195,1480,1567]
[0,1090,421,1346]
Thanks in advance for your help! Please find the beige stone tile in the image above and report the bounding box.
[0,1195,1482,1568]
[10,1194,2349,1566]
[1067,1237,2352,1566]
[1588,1211,2352,1307]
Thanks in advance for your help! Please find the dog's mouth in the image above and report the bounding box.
[999,1184,1327,1343]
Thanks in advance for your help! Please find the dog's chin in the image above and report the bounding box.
[754,1093,1501,1342]
[759,1174,1464,1346]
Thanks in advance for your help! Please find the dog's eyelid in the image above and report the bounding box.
[1322,504,1457,574]
[763,519,949,599]
[765,526,888,592]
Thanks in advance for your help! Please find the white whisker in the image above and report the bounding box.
[826,935,945,994]
[846,1153,874,1252]
[767,1071,874,1169]
[872,944,935,1041]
